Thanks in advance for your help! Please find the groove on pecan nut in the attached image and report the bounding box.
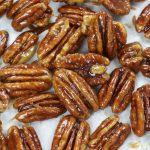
[13,92,66,123]
[54,53,110,86]
[3,31,38,64]
[130,84,150,137]
[0,121,7,150]
[51,115,90,150]
[0,30,8,56]
[98,67,136,113]
[0,64,52,98]
[7,126,42,150]
[53,69,99,119]
[88,116,131,150]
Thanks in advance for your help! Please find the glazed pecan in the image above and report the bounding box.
[3,31,38,64]
[130,84,150,136]
[0,64,52,98]
[140,47,150,78]
[51,115,90,150]
[0,121,7,150]
[7,126,42,150]
[98,67,136,113]
[13,92,66,123]
[88,116,131,150]
[54,53,110,86]
[53,69,99,119]
[0,30,8,56]
[118,42,143,72]
[37,18,84,68]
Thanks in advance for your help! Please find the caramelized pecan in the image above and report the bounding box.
[13,92,66,123]
[37,18,84,68]
[51,115,90,150]
[53,69,99,119]
[0,64,52,98]
[3,31,38,64]
[88,116,131,150]
[0,121,7,150]
[54,53,110,86]
[130,84,150,137]
[98,67,136,113]
[118,42,143,72]
[7,126,42,150]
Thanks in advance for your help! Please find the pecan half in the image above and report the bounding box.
[88,116,131,150]
[0,64,52,98]
[0,121,7,150]
[53,69,99,119]
[3,31,38,64]
[13,92,66,123]
[54,53,110,86]
[7,126,42,150]
[51,115,90,150]
[0,30,8,56]
[130,84,150,137]
[140,47,150,78]
[37,18,84,68]
[98,67,136,113]
[118,42,143,72]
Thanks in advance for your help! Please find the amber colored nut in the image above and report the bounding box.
[7,126,42,150]
[0,121,7,150]
[13,92,66,123]
[0,30,8,56]
[53,69,99,120]
[130,84,150,137]
[88,116,131,150]
[0,64,52,98]
[54,53,110,86]
[118,42,143,72]
[98,67,136,113]
[51,115,90,150]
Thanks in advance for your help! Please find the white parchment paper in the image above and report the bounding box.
[0,0,150,150]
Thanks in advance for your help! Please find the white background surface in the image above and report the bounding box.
[0,0,150,149]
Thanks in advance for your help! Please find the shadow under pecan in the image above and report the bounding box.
[130,84,150,137]
[7,126,42,150]
[3,31,38,64]
[118,42,143,72]
[88,116,131,150]
[140,47,150,78]
[52,115,90,150]
[37,18,84,69]
[98,67,136,113]
[13,92,66,123]
[0,121,7,150]
[0,64,52,98]
[54,53,110,86]
[53,69,99,120]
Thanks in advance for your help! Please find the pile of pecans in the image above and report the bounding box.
[0,0,149,150]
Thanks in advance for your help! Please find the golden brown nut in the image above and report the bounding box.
[118,42,143,72]
[3,31,38,64]
[7,126,42,150]
[37,18,84,68]
[13,92,66,123]
[53,69,99,120]
[0,121,7,150]
[130,84,150,137]
[98,67,136,113]
[88,116,131,150]
[0,64,52,98]
[51,115,90,150]
[54,53,110,86]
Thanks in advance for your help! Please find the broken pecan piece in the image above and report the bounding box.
[53,69,99,119]
[0,121,7,150]
[88,116,131,150]
[98,67,136,113]
[13,92,66,123]
[3,31,38,64]
[0,64,52,98]
[130,84,150,137]
[51,115,90,150]
[54,53,110,86]
[7,126,42,150]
